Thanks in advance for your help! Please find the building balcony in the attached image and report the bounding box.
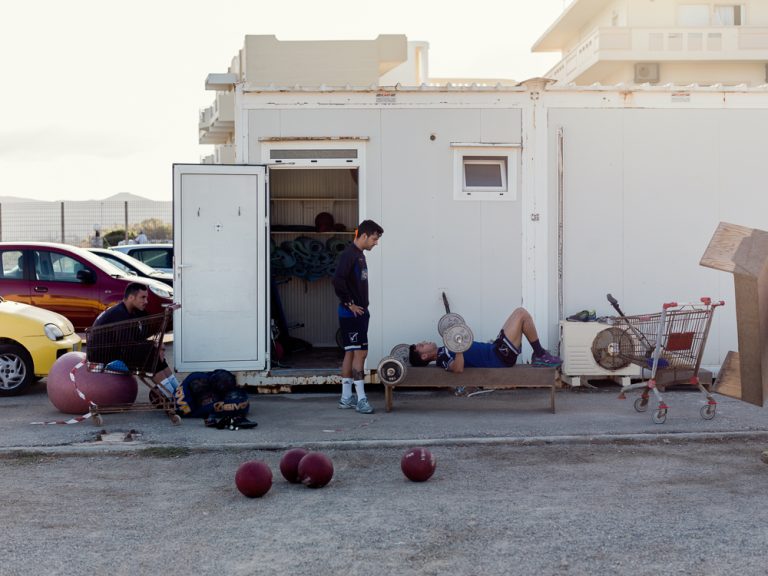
[198,91,235,145]
[545,26,768,84]
[215,144,235,164]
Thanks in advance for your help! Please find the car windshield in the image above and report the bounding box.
[94,249,164,276]
[75,248,132,278]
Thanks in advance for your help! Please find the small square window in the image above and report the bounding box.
[463,157,507,192]
[452,145,519,201]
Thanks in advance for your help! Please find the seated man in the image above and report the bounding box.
[91,282,180,396]
[409,307,561,373]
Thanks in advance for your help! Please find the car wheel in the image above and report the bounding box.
[0,344,34,396]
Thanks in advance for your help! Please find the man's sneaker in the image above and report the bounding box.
[338,395,357,409]
[566,309,597,322]
[355,397,375,414]
[532,351,563,367]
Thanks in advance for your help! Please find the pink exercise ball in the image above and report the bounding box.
[47,351,138,414]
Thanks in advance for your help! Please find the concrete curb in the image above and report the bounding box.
[3,429,768,457]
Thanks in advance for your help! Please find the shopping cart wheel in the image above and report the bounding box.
[92,414,103,426]
[700,403,716,420]
[170,414,181,426]
[652,408,667,424]
[633,397,649,412]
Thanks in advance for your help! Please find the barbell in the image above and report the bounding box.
[377,343,410,385]
[377,309,475,385]
[438,313,474,354]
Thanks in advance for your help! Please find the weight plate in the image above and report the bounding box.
[438,313,466,336]
[443,324,474,354]
[377,356,407,385]
[390,343,410,364]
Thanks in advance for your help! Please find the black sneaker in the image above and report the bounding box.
[229,416,258,430]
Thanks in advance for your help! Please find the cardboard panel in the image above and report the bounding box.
[700,222,768,406]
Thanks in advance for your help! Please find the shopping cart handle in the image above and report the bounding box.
[606,293,624,316]
[662,301,678,309]
[700,297,725,307]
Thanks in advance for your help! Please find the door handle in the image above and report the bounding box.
[34,286,49,293]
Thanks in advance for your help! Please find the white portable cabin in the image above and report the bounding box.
[174,80,768,385]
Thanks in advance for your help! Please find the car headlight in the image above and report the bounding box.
[44,323,65,341]
[149,284,173,299]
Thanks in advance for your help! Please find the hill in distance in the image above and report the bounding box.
[0,192,154,203]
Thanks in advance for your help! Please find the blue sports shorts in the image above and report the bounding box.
[339,306,369,351]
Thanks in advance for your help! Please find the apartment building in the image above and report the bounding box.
[198,35,429,163]
[533,0,768,85]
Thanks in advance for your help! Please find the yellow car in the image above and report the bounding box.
[0,296,82,396]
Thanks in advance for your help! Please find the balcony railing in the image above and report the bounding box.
[546,26,768,82]
[198,91,235,145]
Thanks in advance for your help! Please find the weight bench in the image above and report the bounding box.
[381,365,561,413]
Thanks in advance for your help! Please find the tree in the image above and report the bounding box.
[133,218,172,242]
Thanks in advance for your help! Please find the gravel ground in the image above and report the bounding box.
[3,438,768,576]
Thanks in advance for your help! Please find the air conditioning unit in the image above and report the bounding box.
[559,321,643,387]
[634,62,660,84]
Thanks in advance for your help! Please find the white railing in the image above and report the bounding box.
[546,26,768,82]
[199,106,214,128]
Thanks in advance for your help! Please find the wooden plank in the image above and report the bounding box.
[394,365,557,387]
[383,366,558,413]
[715,351,744,402]
[699,221,768,276]
[655,368,713,390]
[699,221,768,407]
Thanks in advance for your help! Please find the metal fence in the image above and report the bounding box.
[0,200,172,247]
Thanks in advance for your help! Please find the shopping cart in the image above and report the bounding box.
[84,304,180,425]
[607,296,725,424]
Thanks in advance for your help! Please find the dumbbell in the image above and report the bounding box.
[377,343,410,385]
[437,313,474,353]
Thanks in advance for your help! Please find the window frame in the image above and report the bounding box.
[713,4,744,26]
[462,157,508,193]
[451,144,520,202]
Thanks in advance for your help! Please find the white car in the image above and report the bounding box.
[111,244,173,274]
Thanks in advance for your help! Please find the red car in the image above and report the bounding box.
[0,242,174,331]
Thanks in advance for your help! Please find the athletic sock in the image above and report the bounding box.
[160,374,180,395]
[529,339,546,356]
[342,378,354,399]
[354,380,366,401]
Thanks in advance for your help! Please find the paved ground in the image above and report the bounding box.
[4,378,768,452]
[3,359,768,575]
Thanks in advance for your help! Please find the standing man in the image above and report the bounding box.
[332,220,384,414]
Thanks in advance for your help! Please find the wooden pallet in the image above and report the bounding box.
[383,365,561,413]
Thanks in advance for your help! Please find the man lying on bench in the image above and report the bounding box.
[408,307,562,373]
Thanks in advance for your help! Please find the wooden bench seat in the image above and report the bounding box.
[382,365,561,413]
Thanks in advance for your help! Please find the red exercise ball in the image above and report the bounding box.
[297,452,334,488]
[280,448,309,483]
[235,461,273,498]
[401,447,436,482]
[47,351,138,414]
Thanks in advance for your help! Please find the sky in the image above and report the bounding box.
[0,0,569,202]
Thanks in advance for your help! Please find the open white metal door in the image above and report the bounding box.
[173,164,267,372]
